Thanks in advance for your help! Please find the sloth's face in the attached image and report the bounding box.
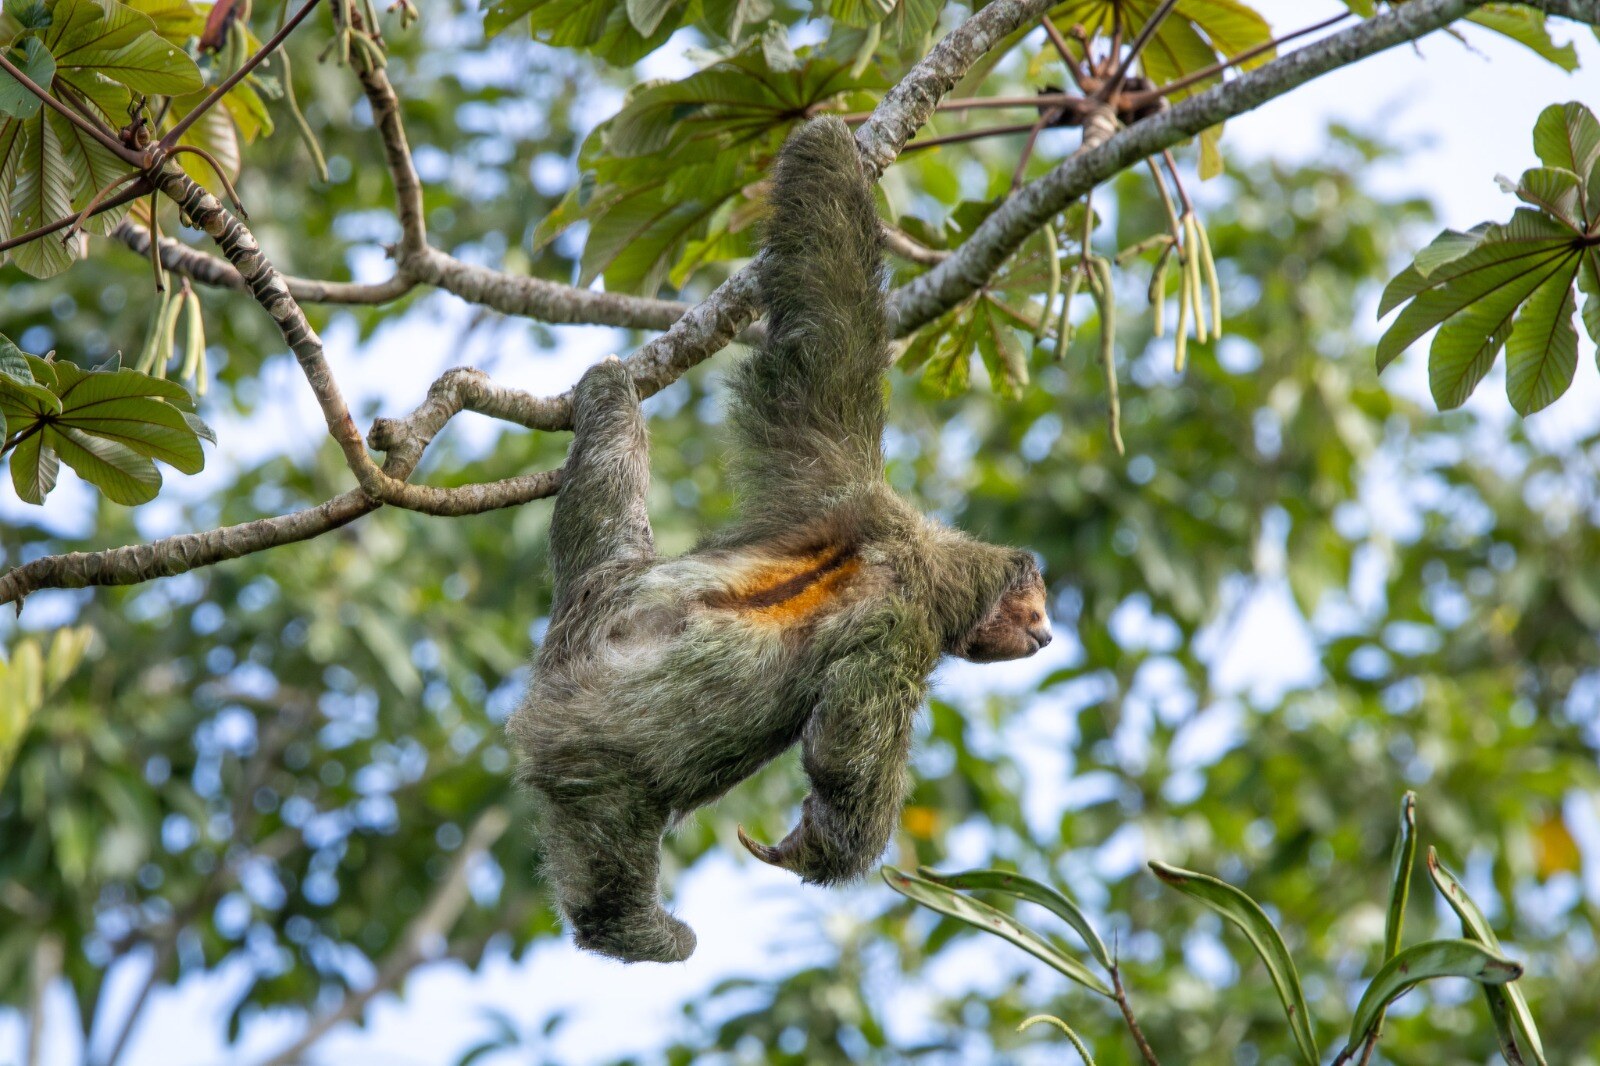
[952,570,1053,663]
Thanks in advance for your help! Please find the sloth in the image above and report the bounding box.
[509,116,1052,964]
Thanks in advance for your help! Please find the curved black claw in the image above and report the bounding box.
[737,825,785,867]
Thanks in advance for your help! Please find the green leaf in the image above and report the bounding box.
[1149,861,1317,1064]
[47,0,202,95]
[975,297,1028,397]
[0,37,55,118]
[1530,101,1600,176]
[49,107,133,234]
[1504,262,1579,415]
[1467,6,1579,71]
[7,110,77,277]
[1512,167,1583,227]
[624,0,677,37]
[1424,245,1569,409]
[882,867,1114,998]
[1342,939,1523,1059]
[45,424,160,503]
[1429,850,1547,1065]
[1383,791,1417,960]
[1376,211,1577,373]
[0,332,36,386]
[8,428,57,502]
[915,866,1112,971]
[49,361,205,472]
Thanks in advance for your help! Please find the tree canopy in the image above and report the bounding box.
[1,0,1599,1062]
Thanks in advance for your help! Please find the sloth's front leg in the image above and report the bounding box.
[739,622,932,884]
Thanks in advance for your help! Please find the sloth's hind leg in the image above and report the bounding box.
[537,790,695,964]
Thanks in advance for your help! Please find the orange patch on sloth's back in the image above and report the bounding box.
[708,544,861,626]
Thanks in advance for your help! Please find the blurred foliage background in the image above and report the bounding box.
[2,0,1599,1063]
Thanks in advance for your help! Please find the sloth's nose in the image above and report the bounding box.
[1030,627,1052,648]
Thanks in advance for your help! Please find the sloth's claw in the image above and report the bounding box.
[737,824,785,867]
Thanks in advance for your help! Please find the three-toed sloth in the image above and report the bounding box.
[509,116,1052,964]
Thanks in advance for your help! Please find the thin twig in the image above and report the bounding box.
[1110,963,1161,1066]
[1126,11,1355,105]
[1042,17,1089,91]
[160,0,328,150]
[902,121,1042,153]
[1104,0,1181,98]
[0,179,151,254]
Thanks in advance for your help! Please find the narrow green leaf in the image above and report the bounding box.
[0,333,36,385]
[974,297,1028,397]
[1384,791,1417,959]
[916,866,1112,971]
[1505,264,1580,415]
[0,37,56,119]
[1150,861,1317,1064]
[883,867,1114,998]
[1343,939,1522,1059]
[1428,850,1547,1066]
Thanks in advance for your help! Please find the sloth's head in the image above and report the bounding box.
[950,560,1052,663]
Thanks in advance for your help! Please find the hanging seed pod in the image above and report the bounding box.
[277,50,330,183]
[1148,242,1174,339]
[1183,213,1207,346]
[1087,257,1122,456]
[1056,264,1086,358]
[1195,215,1223,339]
[136,288,174,375]
[181,287,207,395]
[1035,223,1062,344]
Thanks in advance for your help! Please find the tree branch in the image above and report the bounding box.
[251,807,509,1066]
[9,0,1598,607]
[887,0,1600,335]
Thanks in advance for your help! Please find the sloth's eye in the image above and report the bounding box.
[1030,611,1042,624]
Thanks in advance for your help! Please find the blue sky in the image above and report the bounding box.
[2,2,1598,1063]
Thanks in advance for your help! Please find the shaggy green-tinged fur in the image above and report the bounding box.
[510,117,1040,964]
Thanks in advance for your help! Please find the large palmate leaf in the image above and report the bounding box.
[1377,102,1600,415]
[1052,0,1274,178]
[539,48,882,294]
[0,340,213,505]
[1150,861,1317,1064]
[44,0,202,96]
[483,0,680,64]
